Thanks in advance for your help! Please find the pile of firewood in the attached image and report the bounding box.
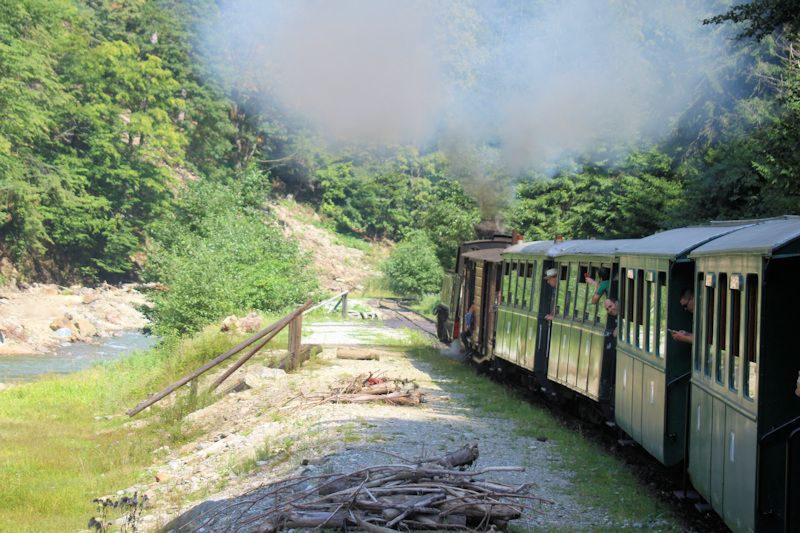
[206,444,545,531]
[287,373,424,409]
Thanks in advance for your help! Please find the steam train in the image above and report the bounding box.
[438,217,800,533]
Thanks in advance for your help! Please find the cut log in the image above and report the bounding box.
[336,350,380,361]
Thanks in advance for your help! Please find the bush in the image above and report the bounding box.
[382,231,443,297]
[143,180,318,336]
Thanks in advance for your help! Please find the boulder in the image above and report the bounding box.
[49,314,73,331]
[73,318,97,337]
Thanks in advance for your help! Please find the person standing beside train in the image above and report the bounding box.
[671,288,694,344]
[460,302,476,352]
[543,268,558,321]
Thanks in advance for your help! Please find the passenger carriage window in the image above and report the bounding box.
[647,273,657,354]
[694,272,703,372]
[636,269,645,349]
[511,262,520,308]
[528,262,537,312]
[518,262,528,309]
[575,265,588,321]
[619,268,627,342]
[716,274,728,384]
[729,275,742,392]
[704,274,716,378]
[744,274,759,400]
[563,263,576,318]
[658,272,667,357]
[502,262,511,305]
[556,265,568,317]
[626,269,636,344]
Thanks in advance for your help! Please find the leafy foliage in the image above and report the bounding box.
[382,231,443,297]
[506,150,685,240]
[143,176,317,336]
[704,0,800,40]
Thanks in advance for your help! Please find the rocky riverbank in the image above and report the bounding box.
[0,283,149,355]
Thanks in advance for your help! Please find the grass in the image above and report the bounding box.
[407,293,440,320]
[0,315,297,532]
[402,337,679,529]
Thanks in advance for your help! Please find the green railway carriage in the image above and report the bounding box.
[494,241,555,374]
[687,217,800,533]
[546,240,634,406]
[614,224,753,466]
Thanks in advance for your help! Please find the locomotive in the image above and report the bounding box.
[438,217,800,533]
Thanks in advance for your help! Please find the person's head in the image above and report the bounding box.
[544,268,558,288]
[598,267,610,281]
[604,297,618,317]
[680,288,694,314]
[468,302,475,312]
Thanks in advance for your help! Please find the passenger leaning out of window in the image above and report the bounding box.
[543,268,558,321]
[671,288,694,344]
[584,267,611,304]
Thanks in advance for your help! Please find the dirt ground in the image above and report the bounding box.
[270,200,390,293]
[0,283,148,355]
[106,308,674,532]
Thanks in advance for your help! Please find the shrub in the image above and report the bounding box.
[144,180,318,336]
[382,231,443,297]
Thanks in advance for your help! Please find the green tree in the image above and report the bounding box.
[382,231,443,297]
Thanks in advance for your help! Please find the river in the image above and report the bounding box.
[0,331,158,383]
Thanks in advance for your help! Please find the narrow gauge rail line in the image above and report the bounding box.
[376,298,728,532]
[375,298,440,341]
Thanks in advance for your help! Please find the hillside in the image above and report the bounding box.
[270,199,391,294]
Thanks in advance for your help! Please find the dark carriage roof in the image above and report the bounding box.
[689,216,800,257]
[462,247,506,263]
[616,224,755,260]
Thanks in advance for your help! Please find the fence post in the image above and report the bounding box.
[287,314,302,370]
[341,293,348,319]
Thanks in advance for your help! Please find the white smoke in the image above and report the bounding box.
[205,0,731,170]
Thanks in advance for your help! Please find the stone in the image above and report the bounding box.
[49,315,72,331]
[220,315,238,332]
[155,471,171,483]
[53,327,73,338]
[237,312,262,333]
[105,311,122,325]
[243,366,287,389]
[82,290,100,304]
[73,318,97,337]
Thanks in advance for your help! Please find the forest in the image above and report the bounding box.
[1,0,799,331]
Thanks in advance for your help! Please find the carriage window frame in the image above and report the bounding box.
[575,264,589,322]
[694,272,704,373]
[704,273,716,378]
[744,273,759,400]
[519,261,529,310]
[555,264,569,317]
[635,269,645,350]
[527,262,537,312]
[645,270,657,355]
[728,274,742,393]
[502,261,512,306]
[657,272,667,357]
[565,263,575,318]
[716,273,728,385]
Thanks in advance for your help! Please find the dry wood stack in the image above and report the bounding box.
[287,373,424,409]
[204,444,544,531]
